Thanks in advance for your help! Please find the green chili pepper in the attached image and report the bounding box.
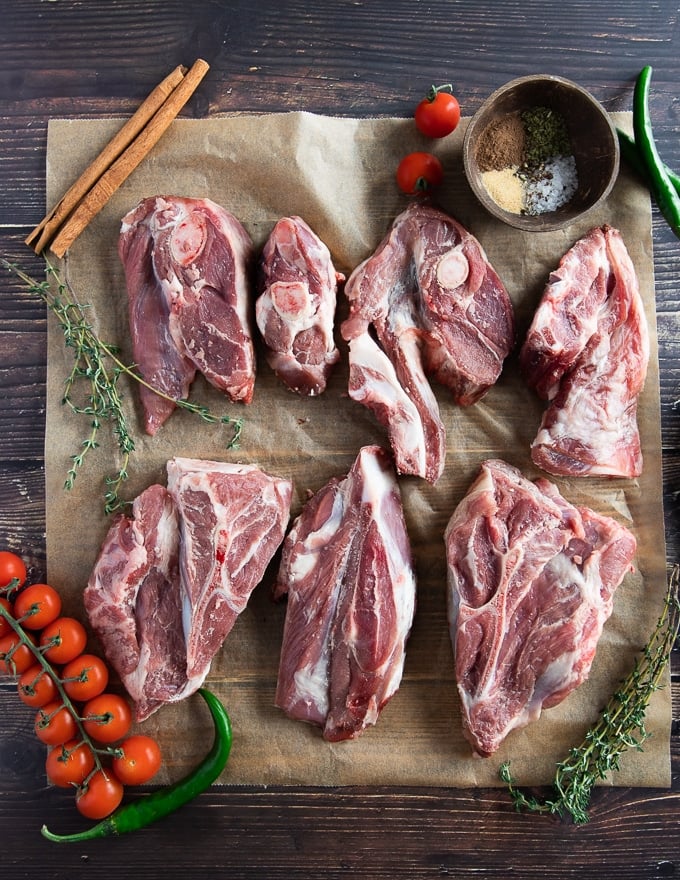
[632,65,680,239]
[40,688,232,843]
[616,128,680,197]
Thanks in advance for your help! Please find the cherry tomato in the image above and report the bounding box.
[0,551,27,590]
[396,151,444,195]
[0,597,13,639]
[46,739,95,788]
[40,616,87,665]
[112,735,162,785]
[82,693,132,744]
[76,769,124,820]
[13,583,62,630]
[34,700,77,746]
[62,654,109,702]
[414,84,461,138]
[0,631,37,675]
[18,663,58,707]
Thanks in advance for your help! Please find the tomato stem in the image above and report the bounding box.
[0,639,22,674]
[56,742,85,762]
[426,83,453,102]
[84,712,114,724]
[16,604,41,625]
[0,600,109,775]
[37,704,65,727]
[1,577,24,600]
[23,668,44,695]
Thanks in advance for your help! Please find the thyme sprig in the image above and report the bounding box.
[2,257,243,514]
[500,565,680,824]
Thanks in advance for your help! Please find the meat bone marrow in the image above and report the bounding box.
[520,224,649,478]
[341,202,516,485]
[445,458,637,757]
[84,457,292,721]
[274,445,416,742]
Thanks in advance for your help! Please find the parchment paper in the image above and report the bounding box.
[44,110,670,788]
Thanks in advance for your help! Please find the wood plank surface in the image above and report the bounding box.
[0,1,679,878]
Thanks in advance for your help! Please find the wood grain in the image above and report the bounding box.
[0,1,679,877]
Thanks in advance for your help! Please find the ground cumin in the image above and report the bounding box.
[475,111,526,172]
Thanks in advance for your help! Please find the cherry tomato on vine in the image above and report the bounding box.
[414,84,461,138]
[82,693,132,744]
[62,653,109,702]
[0,597,14,639]
[18,663,58,707]
[76,769,124,820]
[112,734,162,785]
[0,551,27,590]
[46,739,95,788]
[40,616,87,665]
[34,700,78,746]
[396,151,444,195]
[0,631,37,675]
[13,583,62,630]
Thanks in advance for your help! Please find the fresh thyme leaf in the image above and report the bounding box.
[3,256,244,512]
[500,566,680,824]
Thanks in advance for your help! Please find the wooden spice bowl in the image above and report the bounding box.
[463,74,619,232]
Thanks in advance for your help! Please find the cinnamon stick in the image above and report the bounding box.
[26,63,187,254]
[28,58,210,258]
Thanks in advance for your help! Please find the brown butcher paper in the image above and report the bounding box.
[44,110,670,788]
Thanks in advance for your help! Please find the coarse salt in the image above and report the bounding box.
[524,155,578,215]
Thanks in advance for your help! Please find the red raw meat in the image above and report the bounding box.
[167,457,293,680]
[346,328,444,484]
[256,216,343,395]
[341,202,515,483]
[520,225,649,478]
[274,446,416,741]
[445,459,636,757]
[118,204,196,435]
[85,459,292,720]
[119,195,256,435]
[83,485,199,721]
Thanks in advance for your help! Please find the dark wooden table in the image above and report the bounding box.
[1,2,679,878]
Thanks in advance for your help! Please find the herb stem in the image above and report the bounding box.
[500,565,680,824]
[2,256,243,513]
[93,333,244,443]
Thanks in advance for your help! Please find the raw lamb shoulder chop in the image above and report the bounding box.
[83,484,198,721]
[167,457,293,680]
[119,195,256,435]
[341,202,515,483]
[445,459,636,757]
[274,445,416,741]
[85,459,292,720]
[520,225,649,478]
[256,216,343,395]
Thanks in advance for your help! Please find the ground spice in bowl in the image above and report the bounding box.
[476,106,578,216]
[476,112,526,171]
[478,167,525,213]
[463,75,619,232]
